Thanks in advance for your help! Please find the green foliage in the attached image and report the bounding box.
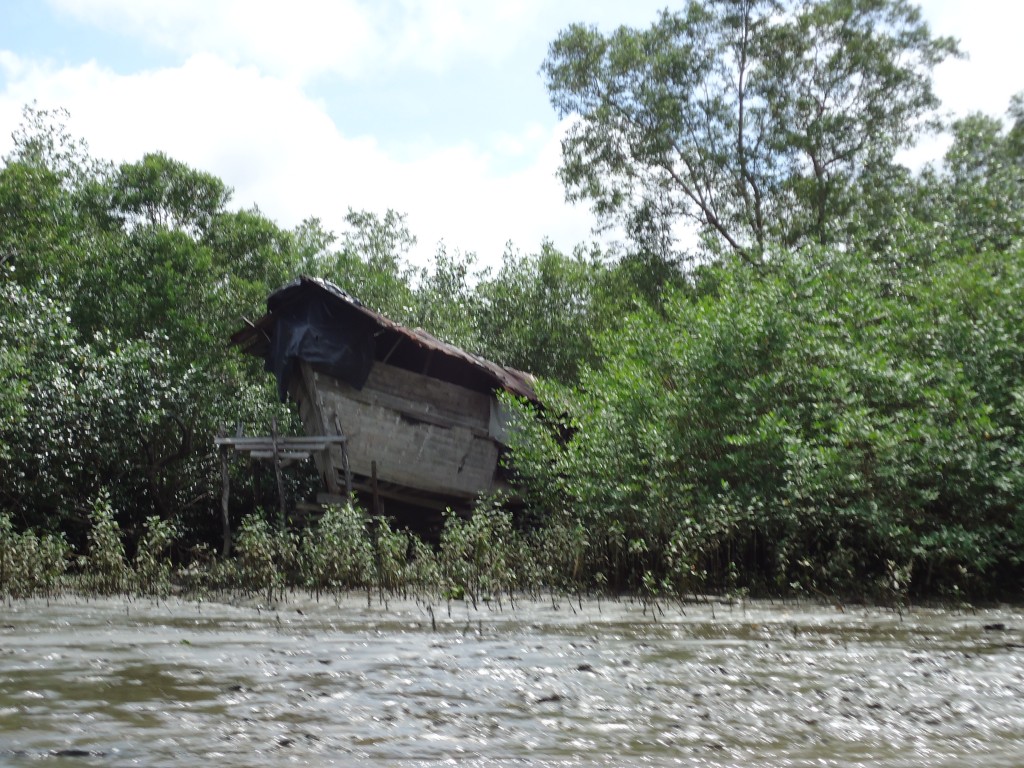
[110,151,230,236]
[311,208,420,321]
[439,498,526,606]
[475,243,602,383]
[84,490,130,595]
[506,246,1024,598]
[0,511,69,599]
[408,244,482,352]
[134,516,178,597]
[299,504,374,595]
[0,105,655,561]
[0,107,308,545]
[528,515,590,597]
[235,514,300,602]
[404,535,442,594]
[913,97,1024,257]
[543,0,958,261]
[0,281,31,462]
[3,56,1024,605]
[310,210,485,353]
[372,517,410,596]
[0,320,207,535]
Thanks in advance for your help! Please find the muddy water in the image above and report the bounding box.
[1,596,1023,767]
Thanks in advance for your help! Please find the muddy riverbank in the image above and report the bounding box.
[1,596,1023,766]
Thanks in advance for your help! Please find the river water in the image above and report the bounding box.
[1,595,1022,766]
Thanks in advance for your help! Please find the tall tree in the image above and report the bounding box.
[475,243,603,383]
[110,152,230,236]
[543,0,958,264]
[312,208,420,322]
[931,95,1024,254]
[0,109,303,543]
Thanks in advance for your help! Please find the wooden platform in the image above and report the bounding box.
[215,423,350,557]
[214,434,348,463]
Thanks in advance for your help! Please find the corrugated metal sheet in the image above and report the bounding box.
[231,275,538,402]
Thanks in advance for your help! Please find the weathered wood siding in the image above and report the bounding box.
[299,361,500,498]
[289,367,342,494]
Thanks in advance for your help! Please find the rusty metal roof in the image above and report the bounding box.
[231,276,538,402]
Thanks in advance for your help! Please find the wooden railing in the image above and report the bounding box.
[215,419,349,557]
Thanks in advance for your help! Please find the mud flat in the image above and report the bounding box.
[2,596,1023,766]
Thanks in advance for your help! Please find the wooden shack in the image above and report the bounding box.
[230,277,536,511]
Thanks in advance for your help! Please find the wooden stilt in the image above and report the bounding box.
[218,425,231,558]
[333,415,353,501]
[251,457,261,515]
[214,428,347,537]
[371,460,380,517]
[271,417,287,528]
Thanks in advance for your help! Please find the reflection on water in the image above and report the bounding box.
[1,595,1023,766]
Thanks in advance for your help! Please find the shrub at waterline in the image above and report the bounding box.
[134,515,178,597]
[502,248,1024,600]
[0,510,69,599]
[298,503,374,597]
[0,497,544,605]
[81,490,130,595]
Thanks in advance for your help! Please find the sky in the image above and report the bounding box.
[1,0,1023,272]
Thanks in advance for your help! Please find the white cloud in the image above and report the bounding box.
[49,0,380,80]
[895,1,1024,170]
[6,0,1022,278]
[927,0,1024,120]
[46,0,548,81]
[394,116,597,264]
[0,52,593,269]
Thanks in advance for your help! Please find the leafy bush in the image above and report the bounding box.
[83,490,130,595]
[372,517,409,597]
[134,515,178,597]
[439,498,528,607]
[506,247,1024,599]
[235,513,300,603]
[0,510,69,599]
[299,504,374,597]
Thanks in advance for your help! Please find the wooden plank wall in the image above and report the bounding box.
[300,361,500,498]
[289,369,343,494]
